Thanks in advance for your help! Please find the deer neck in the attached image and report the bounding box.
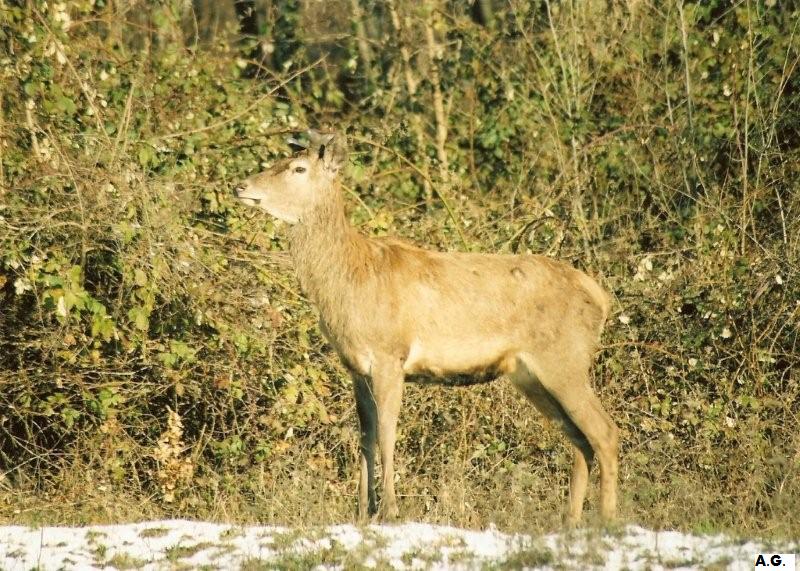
[287,187,371,325]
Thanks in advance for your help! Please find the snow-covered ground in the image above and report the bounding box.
[0,519,796,570]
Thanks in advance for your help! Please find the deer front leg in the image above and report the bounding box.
[353,373,377,522]
[370,358,405,521]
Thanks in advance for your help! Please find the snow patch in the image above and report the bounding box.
[0,520,795,570]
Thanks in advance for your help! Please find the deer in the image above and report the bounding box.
[233,130,619,526]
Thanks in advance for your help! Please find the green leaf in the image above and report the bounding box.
[127,306,150,331]
[138,145,155,167]
[134,268,148,287]
[91,313,115,341]
[56,95,76,114]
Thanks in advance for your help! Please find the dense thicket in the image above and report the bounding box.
[1,0,798,535]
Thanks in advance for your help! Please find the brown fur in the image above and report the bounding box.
[233,132,619,525]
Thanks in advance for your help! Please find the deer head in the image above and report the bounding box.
[233,130,348,224]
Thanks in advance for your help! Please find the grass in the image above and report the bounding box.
[91,543,108,563]
[84,530,106,542]
[139,527,171,539]
[164,541,216,562]
[106,552,148,570]
[240,539,392,571]
[488,545,555,570]
[401,549,444,566]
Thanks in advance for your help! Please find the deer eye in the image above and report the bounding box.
[293,166,306,174]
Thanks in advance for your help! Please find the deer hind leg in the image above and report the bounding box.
[353,373,378,522]
[512,353,618,524]
[509,360,594,524]
[369,357,405,521]
[568,442,593,525]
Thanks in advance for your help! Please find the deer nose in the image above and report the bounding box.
[233,183,246,197]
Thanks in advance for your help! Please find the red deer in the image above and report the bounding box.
[233,131,618,525]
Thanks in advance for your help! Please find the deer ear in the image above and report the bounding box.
[286,136,308,153]
[317,133,347,173]
[307,129,332,151]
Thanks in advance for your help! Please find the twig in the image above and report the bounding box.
[341,183,375,219]
[45,126,89,273]
[677,1,694,134]
[32,8,112,147]
[155,57,325,141]
[387,0,417,96]
[351,134,469,249]
[24,106,42,158]
[424,14,449,181]
[349,0,375,84]
[387,0,433,205]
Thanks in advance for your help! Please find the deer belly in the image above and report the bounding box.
[401,337,517,377]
